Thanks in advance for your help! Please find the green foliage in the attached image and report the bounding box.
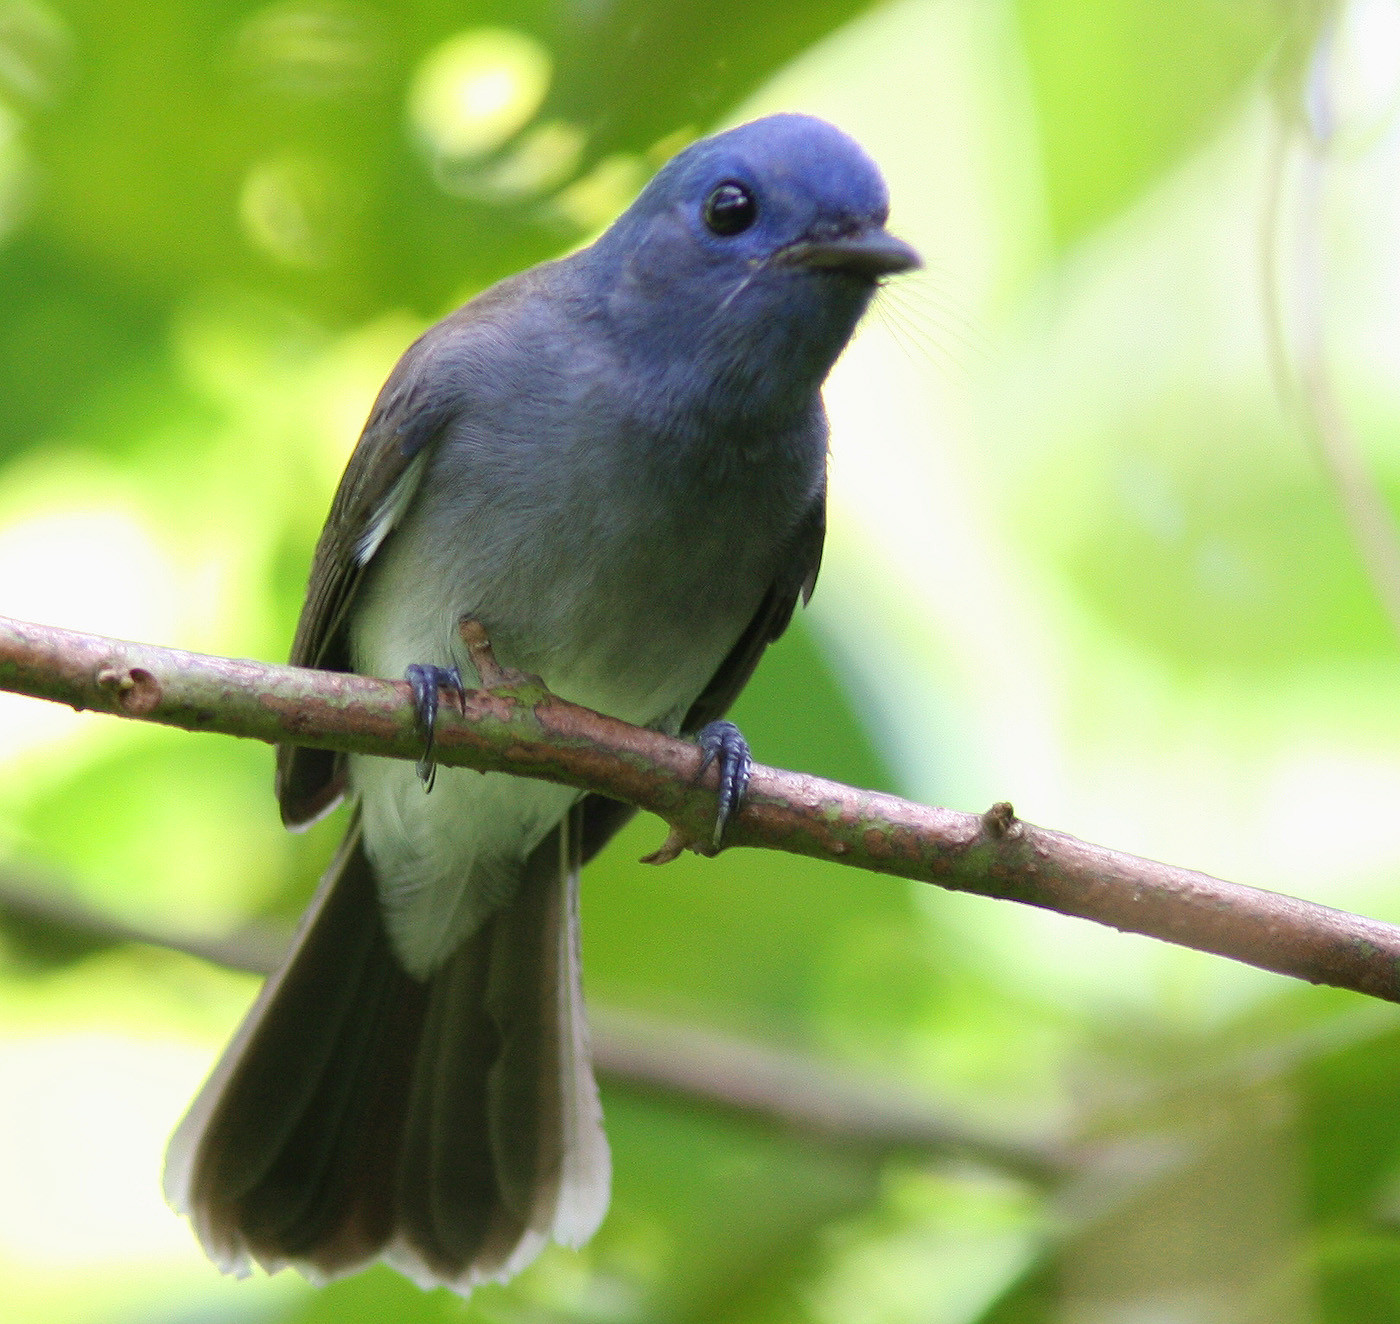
[1014,0,1291,247]
[4,0,1400,1322]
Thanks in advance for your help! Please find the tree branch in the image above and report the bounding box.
[0,869,1065,1185]
[588,1007,1067,1184]
[0,866,289,976]
[4,613,1400,1004]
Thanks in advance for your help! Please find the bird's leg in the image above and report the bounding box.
[405,663,465,791]
[694,719,752,850]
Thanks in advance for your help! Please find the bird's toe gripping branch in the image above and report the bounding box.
[695,719,752,850]
[406,619,554,791]
[404,663,465,791]
[641,720,753,865]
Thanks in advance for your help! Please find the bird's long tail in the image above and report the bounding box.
[163,806,610,1293]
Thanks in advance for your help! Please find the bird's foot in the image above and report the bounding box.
[641,721,753,865]
[405,663,465,791]
[695,719,752,851]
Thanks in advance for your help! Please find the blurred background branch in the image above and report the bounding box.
[1264,5,1400,637]
[0,864,1069,1187]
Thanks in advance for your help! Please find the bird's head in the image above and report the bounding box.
[589,114,920,408]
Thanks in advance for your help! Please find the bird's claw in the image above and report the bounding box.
[405,663,465,791]
[694,719,752,851]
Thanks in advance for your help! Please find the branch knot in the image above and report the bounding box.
[96,664,162,716]
[981,801,1017,839]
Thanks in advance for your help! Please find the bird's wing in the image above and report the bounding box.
[578,487,826,863]
[276,327,465,828]
[679,489,826,736]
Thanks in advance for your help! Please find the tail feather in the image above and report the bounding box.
[164,805,610,1293]
[393,919,503,1279]
[389,803,610,1289]
[491,812,609,1248]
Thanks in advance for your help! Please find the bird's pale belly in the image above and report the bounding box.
[346,476,784,976]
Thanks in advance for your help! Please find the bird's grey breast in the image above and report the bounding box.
[354,291,825,728]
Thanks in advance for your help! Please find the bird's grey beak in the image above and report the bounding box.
[779,227,921,279]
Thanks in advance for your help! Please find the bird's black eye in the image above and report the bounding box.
[703,182,757,236]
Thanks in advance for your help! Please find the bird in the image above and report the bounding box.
[164,111,919,1295]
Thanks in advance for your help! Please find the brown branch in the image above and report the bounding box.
[4,613,1400,1004]
[0,870,1064,1185]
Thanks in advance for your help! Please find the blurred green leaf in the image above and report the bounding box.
[1014,0,1290,247]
